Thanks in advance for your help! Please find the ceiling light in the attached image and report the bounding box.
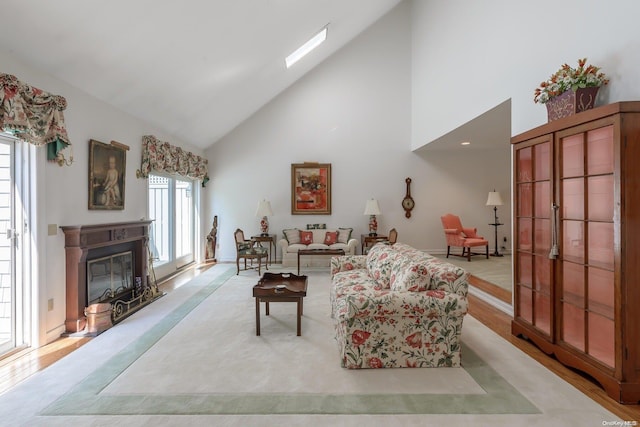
[285,25,329,69]
[461,141,471,146]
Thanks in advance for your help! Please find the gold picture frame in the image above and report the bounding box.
[89,139,126,210]
[291,163,331,215]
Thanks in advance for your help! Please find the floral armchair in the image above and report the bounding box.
[440,213,489,261]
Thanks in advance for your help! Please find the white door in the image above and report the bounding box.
[148,174,195,279]
[0,134,29,356]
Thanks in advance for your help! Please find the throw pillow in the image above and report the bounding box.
[324,231,338,245]
[283,228,300,244]
[390,257,431,292]
[300,230,313,245]
[337,227,353,244]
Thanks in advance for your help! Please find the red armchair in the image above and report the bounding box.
[440,213,489,261]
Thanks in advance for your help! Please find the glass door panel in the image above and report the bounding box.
[587,175,614,221]
[562,220,585,263]
[563,303,585,351]
[588,222,614,269]
[518,287,533,323]
[561,134,584,177]
[534,181,550,218]
[517,183,532,216]
[175,179,194,267]
[588,312,614,367]
[587,126,614,175]
[533,142,550,180]
[533,219,551,255]
[587,267,614,317]
[148,176,170,264]
[0,142,12,353]
[562,261,585,307]
[562,178,584,220]
[518,218,532,251]
[517,146,532,182]
[517,253,533,287]
[534,293,551,334]
[534,256,551,294]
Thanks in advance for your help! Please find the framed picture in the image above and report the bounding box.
[291,163,331,215]
[89,139,126,210]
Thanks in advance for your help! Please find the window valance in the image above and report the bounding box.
[0,73,71,160]
[137,135,209,186]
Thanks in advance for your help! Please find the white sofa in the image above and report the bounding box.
[278,227,359,268]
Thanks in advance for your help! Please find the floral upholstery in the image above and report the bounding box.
[330,243,469,369]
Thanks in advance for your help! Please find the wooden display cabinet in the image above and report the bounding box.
[511,102,640,404]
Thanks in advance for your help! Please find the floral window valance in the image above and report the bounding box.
[0,73,71,161]
[137,135,209,186]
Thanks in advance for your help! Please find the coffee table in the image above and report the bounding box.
[297,248,345,274]
[253,272,308,336]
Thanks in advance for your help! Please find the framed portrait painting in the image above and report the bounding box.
[89,139,126,210]
[291,163,331,215]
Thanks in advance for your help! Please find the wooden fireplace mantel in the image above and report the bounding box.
[61,220,152,333]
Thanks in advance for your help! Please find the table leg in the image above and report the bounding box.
[265,301,270,315]
[297,299,302,336]
[255,298,260,336]
[297,252,301,275]
[257,257,261,275]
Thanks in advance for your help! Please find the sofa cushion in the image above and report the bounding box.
[324,231,338,245]
[300,230,313,244]
[283,228,300,244]
[365,244,400,288]
[338,227,353,244]
[390,257,430,292]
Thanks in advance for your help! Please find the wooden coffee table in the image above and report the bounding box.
[253,272,308,336]
[297,248,345,274]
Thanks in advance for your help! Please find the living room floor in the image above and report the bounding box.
[0,263,638,421]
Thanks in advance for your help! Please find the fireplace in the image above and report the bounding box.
[61,220,158,333]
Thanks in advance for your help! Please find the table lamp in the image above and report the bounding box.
[255,199,274,236]
[363,199,381,236]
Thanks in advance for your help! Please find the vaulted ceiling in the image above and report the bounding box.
[0,0,402,149]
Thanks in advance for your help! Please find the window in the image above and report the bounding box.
[148,174,195,278]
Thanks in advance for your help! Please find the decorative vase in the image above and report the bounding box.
[545,86,600,122]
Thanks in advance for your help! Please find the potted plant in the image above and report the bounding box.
[534,58,609,121]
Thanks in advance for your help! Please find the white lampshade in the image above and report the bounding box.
[255,199,274,217]
[363,199,382,216]
[486,191,504,206]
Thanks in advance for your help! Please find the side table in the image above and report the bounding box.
[360,234,388,254]
[488,222,503,257]
[251,234,277,265]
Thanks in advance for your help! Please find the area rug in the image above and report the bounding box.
[0,264,617,426]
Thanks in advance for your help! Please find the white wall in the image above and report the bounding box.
[1,48,205,345]
[411,0,640,149]
[204,2,511,263]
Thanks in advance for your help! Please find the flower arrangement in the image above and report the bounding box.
[534,58,609,104]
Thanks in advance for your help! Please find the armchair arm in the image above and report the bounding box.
[461,227,478,238]
[444,228,459,235]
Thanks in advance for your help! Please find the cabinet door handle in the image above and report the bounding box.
[549,203,559,259]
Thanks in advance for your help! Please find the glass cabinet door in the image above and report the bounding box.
[514,139,553,336]
[558,125,615,368]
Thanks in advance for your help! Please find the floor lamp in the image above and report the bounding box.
[486,190,504,257]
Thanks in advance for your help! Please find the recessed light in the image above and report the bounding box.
[285,25,329,69]
[461,141,471,146]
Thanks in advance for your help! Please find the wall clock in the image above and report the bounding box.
[402,177,414,218]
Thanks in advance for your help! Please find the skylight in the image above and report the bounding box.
[285,25,329,69]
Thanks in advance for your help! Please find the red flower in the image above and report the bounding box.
[368,357,383,368]
[351,330,371,346]
[345,262,354,270]
[426,289,446,299]
[405,332,422,348]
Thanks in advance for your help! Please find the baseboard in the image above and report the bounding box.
[469,285,513,316]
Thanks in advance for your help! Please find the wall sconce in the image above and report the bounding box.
[255,199,274,236]
[363,199,381,236]
[55,147,74,167]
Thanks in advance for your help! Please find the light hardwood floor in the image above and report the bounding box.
[1,266,638,421]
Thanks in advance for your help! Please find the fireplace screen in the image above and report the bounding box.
[87,251,134,305]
